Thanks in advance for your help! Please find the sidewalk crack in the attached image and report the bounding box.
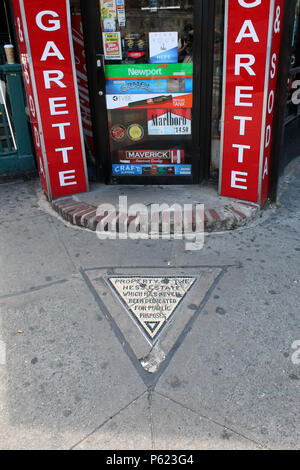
[69,391,147,450]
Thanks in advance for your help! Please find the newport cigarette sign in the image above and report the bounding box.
[12,0,88,200]
[220,0,285,204]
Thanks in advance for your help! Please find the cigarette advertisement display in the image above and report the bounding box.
[100,0,117,20]
[124,33,146,59]
[112,164,192,176]
[147,109,191,135]
[116,0,126,26]
[105,58,193,179]
[106,78,193,94]
[106,94,193,109]
[105,63,193,80]
[103,32,122,60]
[118,149,185,164]
[149,32,178,64]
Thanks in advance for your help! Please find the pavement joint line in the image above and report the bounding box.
[80,267,153,388]
[147,391,155,450]
[0,212,48,223]
[154,391,267,450]
[49,214,79,271]
[0,279,69,301]
[148,267,227,389]
[80,266,227,391]
[83,263,238,273]
[69,391,147,450]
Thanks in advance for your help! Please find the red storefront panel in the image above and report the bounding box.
[12,0,88,200]
[220,0,285,204]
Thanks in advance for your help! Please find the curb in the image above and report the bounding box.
[51,197,260,233]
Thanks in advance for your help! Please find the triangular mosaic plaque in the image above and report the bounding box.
[107,276,196,344]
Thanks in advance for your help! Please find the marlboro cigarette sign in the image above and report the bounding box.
[118,149,184,164]
[148,109,191,135]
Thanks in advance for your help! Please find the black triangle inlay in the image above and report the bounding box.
[145,321,161,334]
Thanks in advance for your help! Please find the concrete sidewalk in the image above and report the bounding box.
[0,158,299,449]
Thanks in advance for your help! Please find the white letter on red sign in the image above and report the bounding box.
[231,171,248,190]
[238,0,262,7]
[235,54,256,76]
[36,11,61,31]
[55,147,74,164]
[49,97,68,115]
[270,53,277,79]
[234,116,252,135]
[235,86,253,107]
[43,70,66,89]
[52,122,71,140]
[41,42,65,61]
[59,170,77,187]
[232,144,251,163]
[236,20,260,43]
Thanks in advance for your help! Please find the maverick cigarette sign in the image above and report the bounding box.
[118,149,185,164]
[12,0,88,200]
[220,0,285,204]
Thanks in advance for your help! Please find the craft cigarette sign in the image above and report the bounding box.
[112,164,191,176]
[220,0,285,204]
[12,0,88,200]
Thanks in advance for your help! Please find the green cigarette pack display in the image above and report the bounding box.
[105,63,193,79]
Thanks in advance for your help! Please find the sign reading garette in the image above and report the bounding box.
[12,0,88,200]
[220,0,285,203]
[108,276,196,343]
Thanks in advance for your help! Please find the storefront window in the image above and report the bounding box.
[211,0,224,171]
[99,0,196,182]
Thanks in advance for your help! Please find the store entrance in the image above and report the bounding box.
[83,0,213,185]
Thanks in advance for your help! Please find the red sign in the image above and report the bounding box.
[71,6,95,160]
[12,0,49,196]
[220,0,285,203]
[12,0,88,200]
[260,0,284,204]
